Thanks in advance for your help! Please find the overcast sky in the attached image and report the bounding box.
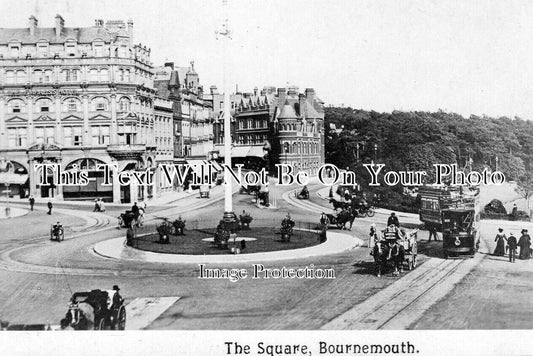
[2,0,533,118]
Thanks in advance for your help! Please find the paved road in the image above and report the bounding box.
[0,181,531,330]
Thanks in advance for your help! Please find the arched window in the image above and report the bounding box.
[89,69,99,82]
[119,97,131,112]
[125,69,131,82]
[16,70,26,83]
[5,71,14,84]
[117,69,124,82]
[118,46,128,58]
[33,70,43,83]
[8,99,25,113]
[44,69,53,82]
[99,68,109,82]
[65,98,80,112]
[92,97,109,111]
[35,98,53,113]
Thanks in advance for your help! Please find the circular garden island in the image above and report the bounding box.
[129,217,326,255]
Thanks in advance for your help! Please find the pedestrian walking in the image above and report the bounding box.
[518,229,531,260]
[47,200,53,215]
[99,198,106,212]
[428,226,439,241]
[493,228,507,256]
[28,195,35,211]
[507,233,518,263]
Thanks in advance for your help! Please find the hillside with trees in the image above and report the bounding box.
[324,107,533,211]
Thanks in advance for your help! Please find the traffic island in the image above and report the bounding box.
[131,227,322,255]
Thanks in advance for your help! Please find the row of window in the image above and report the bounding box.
[283,141,321,155]
[7,97,132,113]
[4,68,133,84]
[279,123,318,133]
[7,125,109,147]
[238,118,268,130]
[7,42,132,59]
[237,134,268,145]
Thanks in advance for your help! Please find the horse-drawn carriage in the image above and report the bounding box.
[371,225,418,277]
[328,197,375,218]
[325,209,355,230]
[50,222,64,242]
[61,286,126,330]
[118,209,144,228]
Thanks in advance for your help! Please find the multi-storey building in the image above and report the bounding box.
[0,15,162,203]
[207,86,325,174]
[154,62,214,163]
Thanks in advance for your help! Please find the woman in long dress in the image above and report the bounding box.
[493,228,506,256]
[518,229,531,260]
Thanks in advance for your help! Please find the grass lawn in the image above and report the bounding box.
[133,226,324,255]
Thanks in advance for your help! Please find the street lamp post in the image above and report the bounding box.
[219,0,236,226]
[373,143,378,163]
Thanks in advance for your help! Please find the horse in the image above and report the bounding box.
[64,302,95,330]
[329,198,350,212]
[372,240,405,277]
[326,209,356,230]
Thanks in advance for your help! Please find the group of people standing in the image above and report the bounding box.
[93,198,106,212]
[494,228,531,262]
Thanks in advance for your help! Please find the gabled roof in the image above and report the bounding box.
[278,99,298,119]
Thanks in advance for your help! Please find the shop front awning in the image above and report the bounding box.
[118,160,138,172]
[0,173,28,185]
[248,146,266,158]
[218,146,251,158]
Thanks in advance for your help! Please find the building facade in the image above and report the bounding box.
[208,86,325,175]
[0,15,160,203]
[154,62,214,162]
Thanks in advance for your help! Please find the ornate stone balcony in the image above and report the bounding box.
[107,144,146,159]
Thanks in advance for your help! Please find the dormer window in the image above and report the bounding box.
[93,41,104,57]
[37,43,49,57]
[9,45,20,58]
[65,40,77,57]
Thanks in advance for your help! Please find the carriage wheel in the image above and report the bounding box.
[60,230,65,242]
[365,208,375,218]
[116,306,126,330]
[95,318,106,330]
[336,223,344,230]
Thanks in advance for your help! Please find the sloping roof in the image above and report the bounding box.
[0,26,115,44]
[302,100,322,119]
[278,100,298,119]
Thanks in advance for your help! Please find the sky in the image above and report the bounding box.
[2,0,533,119]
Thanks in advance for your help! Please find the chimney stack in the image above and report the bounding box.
[305,88,315,102]
[29,15,38,36]
[164,62,174,70]
[55,14,64,39]
[277,87,286,107]
[127,18,134,43]
[210,85,218,95]
[253,86,258,96]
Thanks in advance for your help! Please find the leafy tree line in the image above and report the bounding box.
[324,107,533,211]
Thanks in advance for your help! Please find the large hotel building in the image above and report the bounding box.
[0,15,165,203]
[0,15,325,202]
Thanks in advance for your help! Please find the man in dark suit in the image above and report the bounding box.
[47,201,53,215]
[387,212,399,227]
